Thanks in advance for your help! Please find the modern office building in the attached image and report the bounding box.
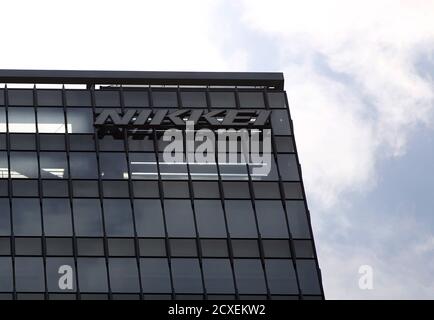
[0,70,323,300]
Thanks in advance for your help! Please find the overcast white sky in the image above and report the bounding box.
[1,0,434,299]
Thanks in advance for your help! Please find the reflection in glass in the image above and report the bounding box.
[0,258,13,291]
[0,199,11,236]
[134,200,165,237]
[203,259,235,294]
[8,108,36,133]
[67,109,94,133]
[40,152,68,179]
[12,198,42,236]
[164,200,196,238]
[171,259,203,294]
[77,258,108,293]
[130,153,158,180]
[225,200,257,238]
[43,199,73,236]
[10,152,38,178]
[73,199,103,237]
[234,259,267,294]
[103,199,134,237]
[69,152,98,179]
[195,200,226,238]
[15,257,45,292]
[140,258,171,293]
[265,260,298,294]
[100,153,128,179]
[37,108,65,133]
[109,258,140,293]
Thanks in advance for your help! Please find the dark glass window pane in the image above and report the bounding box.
[263,240,291,258]
[163,181,189,198]
[170,239,197,257]
[283,182,304,199]
[40,152,68,179]
[201,239,228,257]
[164,200,196,238]
[232,240,260,258]
[271,110,291,135]
[102,181,129,198]
[73,199,103,237]
[77,238,104,256]
[203,259,235,294]
[209,92,236,108]
[266,260,298,294]
[37,90,62,106]
[109,258,140,293]
[69,134,95,151]
[42,180,69,197]
[130,152,158,180]
[46,258,76,292]
[15,237,42,255]
[77,258,108,293]
[124,90,149,107]
[225,200,257,238]
[95,91,120,107]
[253,182,281,199]
[234,259,267,294]
[285,201,311,238]
[40,134,66,150]
[12,180,38,196]
[46,238,73,256]
[12,198,42,236]
[100,153,128,179]
[98,135,125,151]
[103,199,134,237]
[0,258,13,292]
[277,154,299,181]
[0,152,7,178]
[132,181,159,198]
[134,199,165,237]
[0,238,11,255]
[192,181,220,198]
[181,91,207,108]
[140,258,172,293]
[8,90,33,106]
[10,152,38,178]
[152,91,177,107]
[275,136,294,152]
[8,107,36,133]
[72,180,99,197]
[0,179,7,196]
[296,260,322,295]
[223,182,250,198]
[268,92,287,108]
[256,201,289,238]
[0,199,11,236]
[195,200,226,238]
[37,108,65,133]
[239,92,264,108]
[0,134,6,150]
[43,199,73,236]
[67,109,94,133]
[10,134,35,150]
[250,157,279,181]
[108,239,135,256]
[294,240,315,258]
[171,258,203,294]
[139,239,166,256]
[70,152,98,179]
[66,90,91,107]
[128,134,155,152]
[15,257,45,292]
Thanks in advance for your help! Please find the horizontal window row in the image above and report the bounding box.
[0,199,312,239]
[0,134,294,153]
[0,152,299,181]
[0,89,288,109]
[0,257,321,295]
[0,108,292,135]
[0,237,314,259]
[0,180,304,199]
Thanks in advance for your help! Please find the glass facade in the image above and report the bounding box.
[0,75,323,300]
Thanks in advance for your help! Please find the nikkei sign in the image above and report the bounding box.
[94,109,271,129]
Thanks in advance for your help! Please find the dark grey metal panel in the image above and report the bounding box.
[0,69,284,89]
